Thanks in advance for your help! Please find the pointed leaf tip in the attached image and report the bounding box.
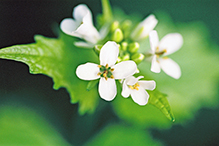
[148,90,175,122]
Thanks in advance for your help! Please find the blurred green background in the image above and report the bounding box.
[0,0,219,145]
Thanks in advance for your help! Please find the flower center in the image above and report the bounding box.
[128,83,140,90]
[155,47,167,57]
[97,64,114,80]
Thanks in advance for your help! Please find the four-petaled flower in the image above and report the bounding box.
[76,41,137,101]
[122,76,156,105]
[149,30,183,79]
[60,4,102,48]
[131,14,158,41]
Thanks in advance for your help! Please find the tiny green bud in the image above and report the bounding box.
[121,20,132,31]
[122,53,130,61]
[111,28,124,43]
[128,42,140,53]
[121,42,128,51]
[131,53,145,64]
[94,45,102,55]
[111,21,120,32]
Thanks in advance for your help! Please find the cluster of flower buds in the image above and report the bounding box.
[60,3,183,105]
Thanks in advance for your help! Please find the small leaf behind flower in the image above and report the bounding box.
[86,80,99,91]
[148,90,175,122]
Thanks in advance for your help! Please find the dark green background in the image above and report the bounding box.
[0,0,219,145]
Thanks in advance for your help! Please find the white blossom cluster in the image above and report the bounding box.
[60,4,183,105]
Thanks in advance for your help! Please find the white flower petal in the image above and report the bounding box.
[99,78,117,101]
[75,23,100,44]
[73,4,92,24]
[149,30,159,54]
[99,41,119,66]
[136,76,144,80]
[113,61,137,79]
[131,14,158,41]
[121,80,131,98]
[76,63,100,80]
[159,33,183,56]
[74,41,94,48]
[126,76,138,85]
[130,87,149,105]
[151,55,161,73]
[159,57,181,79]
[138,80,156,90]
[60,18,81,37]
[99,23,110,39]
[73,5,100,44]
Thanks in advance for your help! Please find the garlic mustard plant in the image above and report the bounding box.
[0,0,184,120]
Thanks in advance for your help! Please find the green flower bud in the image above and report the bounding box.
[111,28,124,43]
[122,53,130,61]
[131,53,145,64]
[94,45,102,55]
[121,20,132,31]
[111,21,120,32]
[121,42,128,51]
[128,42,140,53]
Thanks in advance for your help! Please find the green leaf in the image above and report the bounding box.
[0,34,99,115]
[85,124,162,146]
[0,105,70,146]
[86,80,99,91]
[148,90,175,122]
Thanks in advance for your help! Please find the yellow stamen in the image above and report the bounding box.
[128,85,134,90]
[156,46,159,52]
[134,87,139,90]
[110,68,114,72]
[103,73,107,77]
[105,64,109,68]
[97,72,102,76]
[129,83,140,90]
[156,48,167,57]
[110,75,114,79]
[104,77,108,80]
[163,49,167,53]
[98,65,102,68]
[163,56,169,59]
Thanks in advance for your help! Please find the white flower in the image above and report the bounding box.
[131,14,158,41]
[122,76,156,105]
[60,4,101,48]
[76,41,137,101]
[148,30,183,79]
